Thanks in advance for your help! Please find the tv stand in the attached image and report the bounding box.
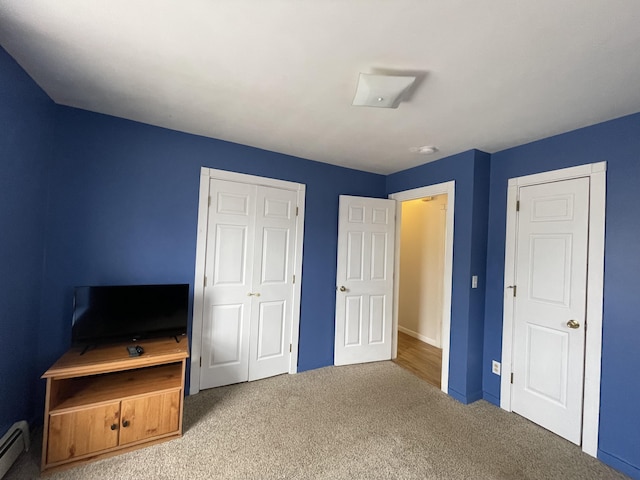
[41,337,189,474]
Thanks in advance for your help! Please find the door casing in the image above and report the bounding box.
[500,162,606,457]
[190,167,306,395]
[390,181,455,394]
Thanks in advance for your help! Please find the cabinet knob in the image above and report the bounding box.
[122,420,130,428]
[110,424,117,431]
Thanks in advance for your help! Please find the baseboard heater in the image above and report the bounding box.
[0,421,30,479]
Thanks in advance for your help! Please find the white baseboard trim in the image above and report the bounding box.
[398,325,440,348]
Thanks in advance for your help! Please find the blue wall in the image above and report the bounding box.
[387,150,490,404]
[39,107,386,387]
[482,112,640,478]
[1,45,639,478]
[0,48,55,435]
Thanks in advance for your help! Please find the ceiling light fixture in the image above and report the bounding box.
[409,145,439,155]
[352,73,417,108]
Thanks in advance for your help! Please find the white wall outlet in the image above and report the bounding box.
[492,360,501,375]
[472,275,478,288]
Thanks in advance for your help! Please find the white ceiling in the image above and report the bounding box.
[2,1,640,174]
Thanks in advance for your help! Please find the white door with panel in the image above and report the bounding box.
[200,179,297,389]
[511,177,589,444]
[334,195,396,366]
[248,186,297,381]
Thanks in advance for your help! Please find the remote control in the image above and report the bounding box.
[127,345,144,357]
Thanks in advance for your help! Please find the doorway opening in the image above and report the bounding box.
[393,195,447,388]
[390,181,455,394]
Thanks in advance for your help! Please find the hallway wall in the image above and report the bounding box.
[398,196,446,347]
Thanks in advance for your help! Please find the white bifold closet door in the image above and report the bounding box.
[200,179,297,389]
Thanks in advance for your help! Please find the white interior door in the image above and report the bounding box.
[334,195,396,366]
[201,179,255,389]
[248,186,297,381]
[511,177,589,444]
[200,180,297,389]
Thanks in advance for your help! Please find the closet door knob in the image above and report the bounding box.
[110,424,117,431]
[122,420,130,428]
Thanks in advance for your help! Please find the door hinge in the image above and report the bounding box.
[208,196,211,207]
[204,276,207,287]
[200,358,202,367]
[516,200,520,212]
[289,343,292,353]
[296,206,299,216]
[293,274,295,284]
[510,372,514,384]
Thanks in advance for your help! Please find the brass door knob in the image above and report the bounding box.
[339,286,347,292]
[566,319,580,329]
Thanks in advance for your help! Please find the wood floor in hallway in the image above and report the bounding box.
[393,331,442,388]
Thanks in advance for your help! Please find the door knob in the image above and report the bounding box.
[110,424,118,431]
[122,420,130,428]
[247,292,261,297]
[566,319,580,329]
[338,286,347,292]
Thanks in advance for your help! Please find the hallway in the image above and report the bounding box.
[394,331,442,388]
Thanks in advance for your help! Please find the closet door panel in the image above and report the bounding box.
[248,186,297,381]
[200,180,256,389]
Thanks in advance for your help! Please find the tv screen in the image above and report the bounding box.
[71,284,189,347]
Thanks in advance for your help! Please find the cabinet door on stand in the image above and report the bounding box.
[119,391,181,445]
[47,402,120,464]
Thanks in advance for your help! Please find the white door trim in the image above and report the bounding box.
[390,181,455,395]
[190,167,306,395]
[500,162,606,457]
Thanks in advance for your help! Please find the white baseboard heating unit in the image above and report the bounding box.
[0,421,30,479]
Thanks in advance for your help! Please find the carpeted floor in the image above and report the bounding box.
[5,361,629,479]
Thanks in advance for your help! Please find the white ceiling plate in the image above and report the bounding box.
[1,1,640,174]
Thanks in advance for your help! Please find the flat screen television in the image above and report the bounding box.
[71,284,189,347]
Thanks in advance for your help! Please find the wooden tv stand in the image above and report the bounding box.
[41,337,189,474]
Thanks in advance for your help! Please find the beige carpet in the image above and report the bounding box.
[6,361,628,479]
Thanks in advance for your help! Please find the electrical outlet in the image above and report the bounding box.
[492,360,501,375]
